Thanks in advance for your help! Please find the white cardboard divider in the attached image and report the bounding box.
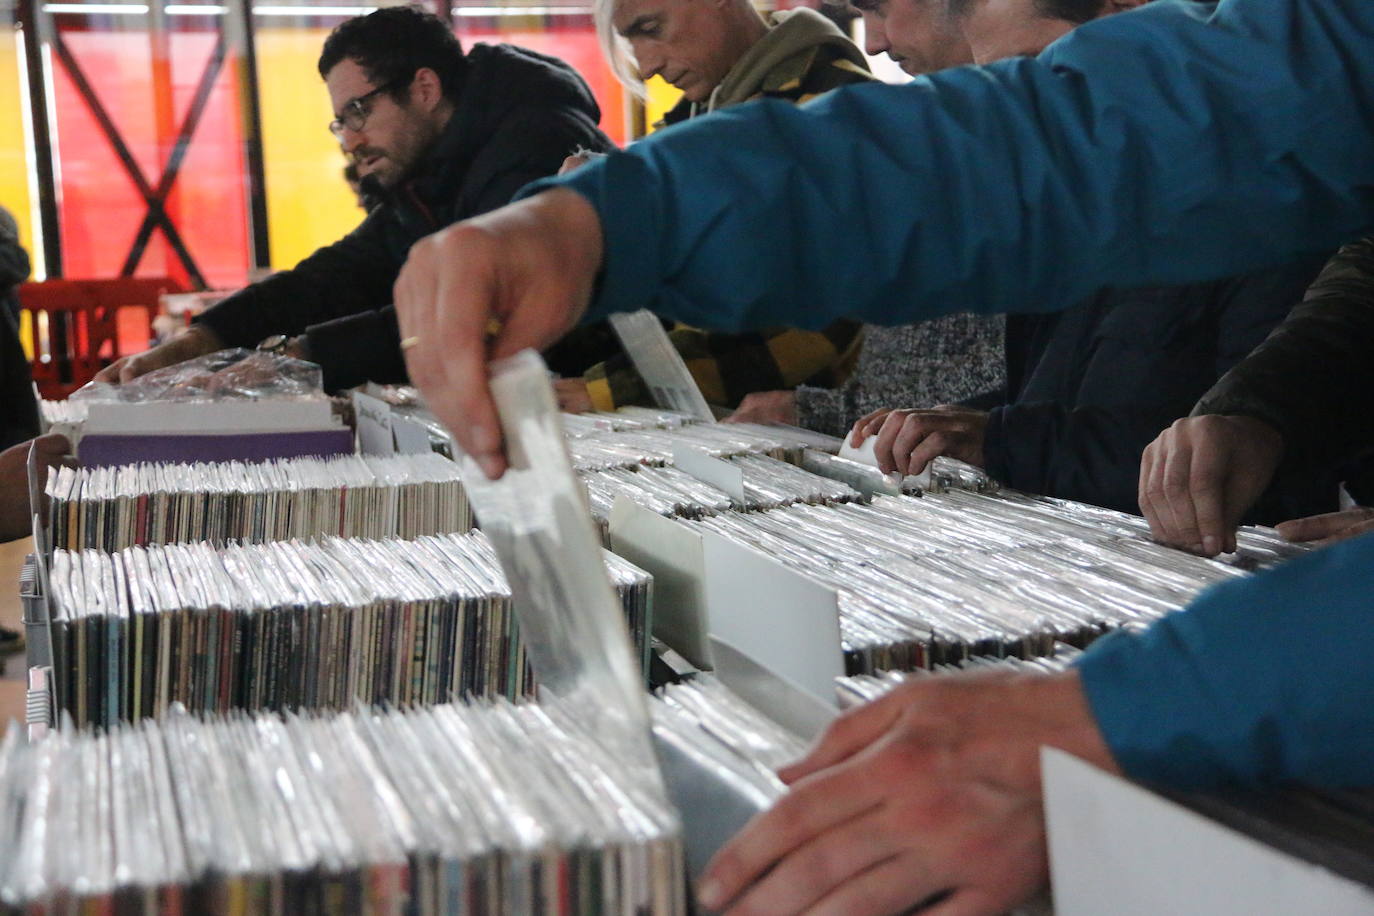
[357,383,438,455]
[352,390,395,456]
[1043,748,1374,915]
[700,531,845,707]
[672,443,746,503]
[608,496,714,670]
[391,415,434,455]
[608,496,848,711]
[608,309,715,421]
[709,638,838,742]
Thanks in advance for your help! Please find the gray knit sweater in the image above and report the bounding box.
[795,314,1006,437]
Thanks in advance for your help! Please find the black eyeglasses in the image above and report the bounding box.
[329,77,409,138]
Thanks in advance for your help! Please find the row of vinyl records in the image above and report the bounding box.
[8,658,1373,914]
[0,674,815,915]
[39,415,838,556]
[560,419,839,470]
[579,453,864,542]
[683,487,1307,672]
[44,532,653,727]
[0,647,1101,915]
[38,454,1307,728]
[44,453,472,552]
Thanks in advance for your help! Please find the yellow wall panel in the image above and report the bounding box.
[256,27,365,271]
[1,33,35,357]
[643,75,680,132]
[0,34,35,261]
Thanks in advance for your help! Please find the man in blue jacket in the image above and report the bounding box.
[389,0,1374,912]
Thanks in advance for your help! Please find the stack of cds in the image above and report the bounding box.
[560,407,696,437]
[0,701,685,914]
[654,675,808,774]
[45,531,654,726]
[580,455,860,537]
[725,455,862,509]
[40,351,355,466]
[583,465,736,525]
[37,397,85,434]
[689,489,1304,673]
[917,456,998,494]
[566,423,840,471]
[836,645,1083,706]
[366,387,706,454]
[649,676,807,812]
[44,452,471,551]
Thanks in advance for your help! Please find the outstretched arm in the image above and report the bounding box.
[395,0,1374,475]
[545,0,1374,332]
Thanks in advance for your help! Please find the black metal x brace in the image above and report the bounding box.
[51,30,222,289]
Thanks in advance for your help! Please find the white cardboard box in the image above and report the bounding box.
[1044,748,1374,915]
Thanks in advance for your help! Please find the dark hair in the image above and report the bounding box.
[1031,0,1104,24]
[946,0,1107,25]
[817,0,860,28]
[318,5,468,104]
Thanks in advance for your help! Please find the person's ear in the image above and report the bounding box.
[410,67,445,111]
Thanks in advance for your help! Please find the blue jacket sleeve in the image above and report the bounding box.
[524,0,1374,331]
[1076,533,1374,790]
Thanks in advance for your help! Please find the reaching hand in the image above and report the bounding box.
[697,671,1116,916]
[724,390,798,426]
[1138,414,1284,556]
[393,189,605,478]
[554,378,596,414]
[1277,506,1374,547]
[93,324,223,385]
[847,406,988,476]
[0,434,71,542]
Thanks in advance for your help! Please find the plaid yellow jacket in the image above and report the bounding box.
[584,318,864,411]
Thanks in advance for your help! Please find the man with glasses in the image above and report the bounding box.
[97,5,612,391]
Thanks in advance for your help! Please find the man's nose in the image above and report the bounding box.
[863,14,890,56]
[338,124,366,154]
[635,44,665,80]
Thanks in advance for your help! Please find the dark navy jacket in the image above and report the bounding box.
[978,257,1331,519]
[0,206,36,450]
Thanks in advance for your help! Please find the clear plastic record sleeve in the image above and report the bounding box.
[458,351,658,775]
[461,351,796,901]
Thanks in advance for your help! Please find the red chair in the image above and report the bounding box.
[19,277,184,399]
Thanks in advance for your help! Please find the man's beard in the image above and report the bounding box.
[355,151,408,190]
[355,119,441,192]
[356,172,387,211]
[358,172,386,200]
